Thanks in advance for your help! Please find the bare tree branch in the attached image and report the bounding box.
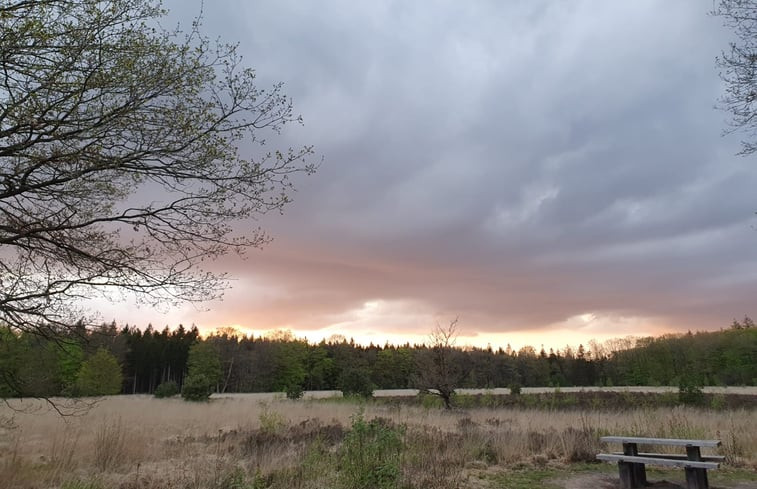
[714,0,757,155]
[0,0,316,344]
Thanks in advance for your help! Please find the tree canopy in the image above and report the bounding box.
[1,320,755,401]
[715,0,757,154]
[0,0,314,339]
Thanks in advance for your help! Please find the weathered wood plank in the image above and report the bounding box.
[596,453,720,470]
[611,452,725,461]
[600,436,721,448]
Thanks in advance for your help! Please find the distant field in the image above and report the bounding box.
[1,392,755,489]
[212,385,757,400]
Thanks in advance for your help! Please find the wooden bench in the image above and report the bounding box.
[597,436,722,489]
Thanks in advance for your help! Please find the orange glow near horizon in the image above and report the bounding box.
[86,278,725,353]
[200,321,677,353]
[192,302,679,351]
[98,296,683,352]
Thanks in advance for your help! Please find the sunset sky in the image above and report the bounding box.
[97,0,757,350]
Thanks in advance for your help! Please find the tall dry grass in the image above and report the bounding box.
[0,395,754,488]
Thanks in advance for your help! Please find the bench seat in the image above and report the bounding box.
[614,452,725,462]
[597,453,720,470]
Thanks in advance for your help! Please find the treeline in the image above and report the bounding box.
[0,320,755,399]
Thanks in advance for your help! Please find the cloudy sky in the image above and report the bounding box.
[109,0,757,348]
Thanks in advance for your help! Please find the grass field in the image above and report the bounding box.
[1,393,755,488]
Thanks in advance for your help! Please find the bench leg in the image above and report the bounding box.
[618,461,635,489]
[620,441,645,488]
[685,445,709,489]
[618,462,646,489]
[632,462,647,486]
[685,467,709,489]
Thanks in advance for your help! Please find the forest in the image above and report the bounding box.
[1,317,755,400]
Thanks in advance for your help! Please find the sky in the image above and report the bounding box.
[99,0,757,349]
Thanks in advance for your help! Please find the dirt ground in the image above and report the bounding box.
[559,474,757,489]
[559,473,617,489]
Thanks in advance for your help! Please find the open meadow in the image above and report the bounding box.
[1,393,756,489]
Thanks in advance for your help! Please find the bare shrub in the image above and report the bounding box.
[0,434,22,488]
[94,418,127,471]
[0,414,15,431]
[719,411,755,468]
[560,427,600,463]
[243,418,344,456]
[402,426,465,489]
[49,425,82,478]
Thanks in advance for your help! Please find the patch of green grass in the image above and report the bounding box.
[313,394,365,405]
[715,467,757,483]
[488,468,562,489]
[489,463,615,489]
[61,479,105,489]
[644,466,757,485]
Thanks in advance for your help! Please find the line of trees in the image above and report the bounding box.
[0,318,754,400]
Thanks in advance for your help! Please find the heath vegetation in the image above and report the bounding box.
[1,394,755,489]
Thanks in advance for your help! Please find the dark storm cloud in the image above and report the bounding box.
[158,0,757,337]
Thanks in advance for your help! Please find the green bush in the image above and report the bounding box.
[340,368,374,399]
[481,390,499,408]
[710,393,727,410]
[154,380,179,398]
[678,377,705,406]
[338,412,404,489]
[285,382,304,400]
[258,405,286,434]
[509,382,522,395]
[181,374,212,401]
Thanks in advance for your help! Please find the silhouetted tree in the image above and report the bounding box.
[0,0,314,404]
[414,319,462,409]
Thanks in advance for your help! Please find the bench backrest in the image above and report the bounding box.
[600,436,721,448]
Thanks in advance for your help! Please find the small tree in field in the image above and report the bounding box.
[340,367,374,399]
[181,374,212,402]
[413,318,461,409]
[182,342,221,401]
[154,380,179,398]
[75,348,123,396]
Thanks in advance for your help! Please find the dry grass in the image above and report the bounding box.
[0,395,754,488]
